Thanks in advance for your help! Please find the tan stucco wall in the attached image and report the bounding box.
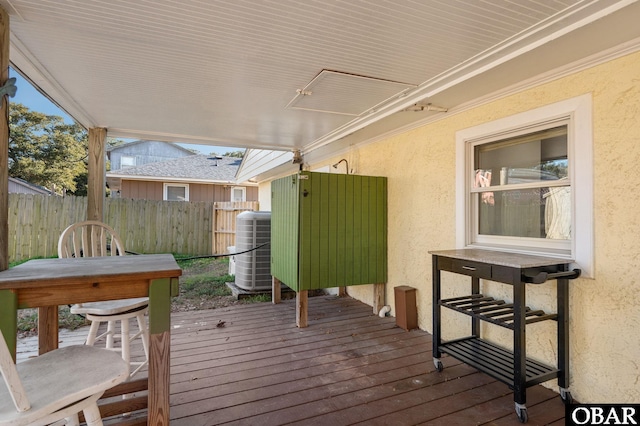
[258,51,640,404]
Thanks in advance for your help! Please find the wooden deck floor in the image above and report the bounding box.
[168,295,566,426]
[18,295,567,425]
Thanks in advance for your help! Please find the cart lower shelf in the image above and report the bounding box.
[436,337,559,387]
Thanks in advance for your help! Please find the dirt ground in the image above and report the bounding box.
[171,256,315,312]
[171,257,243,312]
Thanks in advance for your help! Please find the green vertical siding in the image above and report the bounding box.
[298,175,311,289]
[270,174,301,290]
[272,171,387,291]
[377,177,388,282]
[344,175,355,286]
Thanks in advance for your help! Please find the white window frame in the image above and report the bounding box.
[456,94,593,278]
[471,122,571,254]
[231,186,246,202]
[120,155,136,169]
[163,183,189,201]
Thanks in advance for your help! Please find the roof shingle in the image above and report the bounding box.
[108,155,241,182]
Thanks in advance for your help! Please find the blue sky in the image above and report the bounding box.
[10,70,242,155]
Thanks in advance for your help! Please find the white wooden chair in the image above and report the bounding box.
[0,329,129,426]
[58,220,150,377]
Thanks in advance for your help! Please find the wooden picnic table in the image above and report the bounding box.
[0,254,181,425]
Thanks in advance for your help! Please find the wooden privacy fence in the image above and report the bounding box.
[8,194,259,262]
[212,201,260,254]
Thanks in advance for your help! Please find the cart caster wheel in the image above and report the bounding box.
[560,388,573,404]
[515,404,528,423]
[433,358,443,372]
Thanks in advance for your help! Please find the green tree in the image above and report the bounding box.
[222,150,245,158]
[106,137,126,150]
[71,171,89,196]
[9,103,87,194]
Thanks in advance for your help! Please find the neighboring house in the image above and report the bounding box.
[107,140,195,171]
[8,177,52,195]
[107,154,257,202]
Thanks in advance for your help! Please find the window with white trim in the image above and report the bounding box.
[120,155,136,169]
[164,183,189,201]
[231,186,246,202]
[456,95,594,277]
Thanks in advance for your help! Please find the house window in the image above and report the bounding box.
[231,187,246,202]
[456,94,593,277]
[473,125,570,243]
[164,183,189,201]
[120,155,136,169]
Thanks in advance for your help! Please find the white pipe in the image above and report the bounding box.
[378,305,391,318]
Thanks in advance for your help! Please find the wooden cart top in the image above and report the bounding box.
[429,249,573,269]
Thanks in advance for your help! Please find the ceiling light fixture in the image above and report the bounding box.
[402,103,448,113]
[291,150,303,164]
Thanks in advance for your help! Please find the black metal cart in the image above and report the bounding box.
[430,249,580,423]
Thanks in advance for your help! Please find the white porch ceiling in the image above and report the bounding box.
[3,0,640,157]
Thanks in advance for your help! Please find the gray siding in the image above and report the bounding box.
[8,178,50,195]
[109,141,195,170]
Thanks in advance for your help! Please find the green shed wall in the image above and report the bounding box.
[271,172,387,291]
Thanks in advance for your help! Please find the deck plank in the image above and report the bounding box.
[168,296,567,425]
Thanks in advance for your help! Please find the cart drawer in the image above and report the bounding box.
[437,257,491,279]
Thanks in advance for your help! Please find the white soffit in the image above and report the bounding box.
[2,0,639,156]
[286,69,417,116]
